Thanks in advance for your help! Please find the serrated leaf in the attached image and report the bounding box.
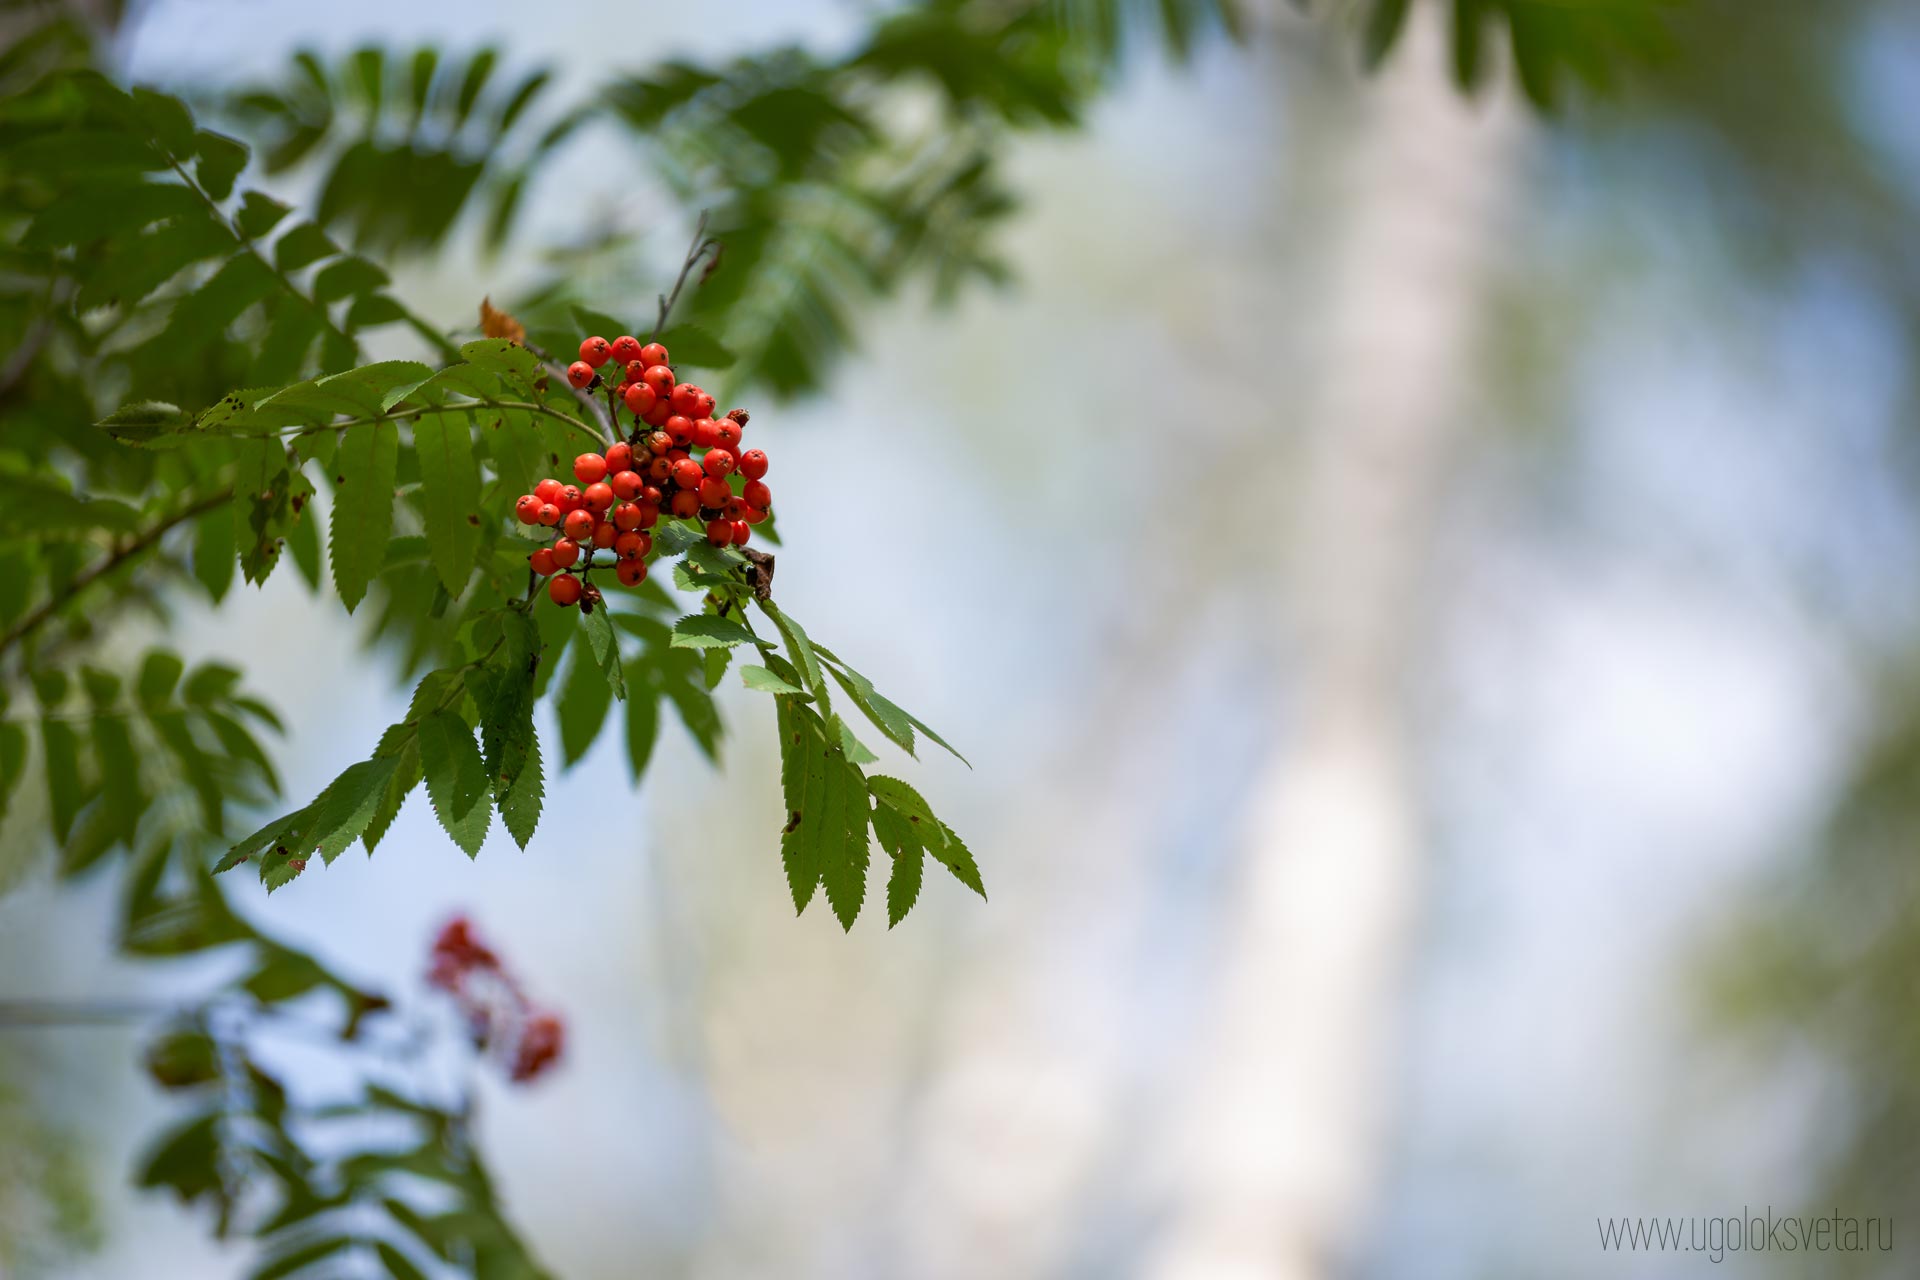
[235,190,292,240]
[474,611,541,799]
[274,221,339,272]
[833,714,879,764]
[498,727,543,848]
[670,613,762,650]
[417,711,489,856]
[776,697,824,913]
[96,401,192,447]
[740,664,806,697]
[458,337,541,394]
[869,775,984,899]
[328,420,398,611]
[816,748,870,930]
[757,599,829,712]
[305,754,401,865]
[580,605,626,702]
[412,409,481,596]
[192,505,236,602]
[192,128,248,199]
[872,802,923,927]
[362,738,420,854]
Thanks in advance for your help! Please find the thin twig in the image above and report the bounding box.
[520,339,615,444]
[656,211,720,334]
[0,489,233,659]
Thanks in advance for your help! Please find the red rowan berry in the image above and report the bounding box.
[614,530,647,559]
[645,430,673,456]
[551,538,581,569]
[562,509,595,541]
[742,479,771,509]
[604,441,634,474]
[705,518,732,546]
[515,495,542,525]
[665,415,694,446]
[634,502,660,528]
[549,575,582,606]
[731,521,751,546]
[707,444,738,471]
[646,456,673,483]
[670,490,701,518]
[535,478,563,503]
[567,361,594,389]
[583,481,614,513]
[615,557,647,587]
[698,477,731,508]
[640,484,663,505]
[623,382,656,416]
[743,504,768,524]
[592,521,617,549]
[703,449,735,479]
[671,459,704,490]
[537,503,561,527]
[666,448,689,465]
[670,383,704,417]
[737,449,767,480]
[642,398,672,427]
[556,485,583,512]
[579,337,612,367]
[714,418,743,451]
[610,335,643,365]
[639,341,668,366]
[610,470,643,501]
[612,502,643,532]
[723,497,747,522]
[529,547,558,576]
[641,364,675,396]
[625,359,648,385]
[573,454,607,485]
[691,417,719,448]
[691,390,715,420]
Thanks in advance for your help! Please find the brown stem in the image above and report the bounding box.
[0,489,232,660]
[656,210,720,334]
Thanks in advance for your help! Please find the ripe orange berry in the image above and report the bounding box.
[535,478,563,503]
[670,384,702,417]
[579,336,612,367]
[646,455,673,483]
[722,497,747,522]
[705,518,733,546]
[698,477,731,508]
[574,454,607,485]
[641,397,672,427]
[604,441,634,474]
[641,364,675,396]
[515,495,541,525]
[556,485,583,512]
[536,503,561,527]
[624,359,648,385]
[610,470,644,501]
[670,459,704,490]
[567,361,594,389]
[731,521,751,546]
[549,575,582,606]
[639,341,668,366]
[615,557,648,587]
[645,430,673,456]
[562,509,595,541]
[610,335,643,365]
[703,449,735,479]
[594,521,618,549]
[551,538,581,569]
[614,530,647,559]
[742,479,771,509]
[714,418,743,451]
[665,415,694,447]
[690,417,719,449]
[529,547,558,575]
[623,382,656,416]
[742,504,768,524]
[583,481,614,513]
[737,449,768,480]
[633,501,660,528]
[670,490,701,519]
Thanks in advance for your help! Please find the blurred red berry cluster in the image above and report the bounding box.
[427,916,565,1084]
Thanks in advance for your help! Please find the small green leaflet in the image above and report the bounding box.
[328,419,398,612]
[740,664,806,697]
[869,775,985,900]
[871,801,924,927]
[670,613,762,650]
[417,712,490,856]
[580,606,626,702]
[757,599,829,711]
[411,409,482,596]
[557,633,613,766]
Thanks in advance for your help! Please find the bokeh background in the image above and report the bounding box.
[5,0,1920,1276]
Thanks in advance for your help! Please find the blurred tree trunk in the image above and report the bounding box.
[1144,14,1523,1280]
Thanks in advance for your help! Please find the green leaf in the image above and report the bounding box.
[138,651,185,705]
[872,801,924,927]
[412,409,481,596]
[740,664,805,697]
[670,613,762,650]
[776,697,824,913]
[192,505,236,603]
[166,254,277,345]
[313,255,389,303]
[232,438,312,586]
[274,221,339,272]
[498,728,543,849]
[816,748,870,930]
[96,401,192,448]
[417,711,490,856]
[869,775,984,899]
[285,492,322,590]
[757,599,829,712]
[40,718,83,844]
[473,610,542,818]
[832,714,879,765]
[558,634,614,767]
[362,738,420,854]
[458,337,541,394]
[1363,0,1414,68]
[0,723,28,821]
[328,420,399,611]
[305,754,402,866]
[651,323,737,369]
[581,605,626,702]
[235,190,292,240]
[374,1242,431,1280]
[193,128,248,199]
[624,668,659,781]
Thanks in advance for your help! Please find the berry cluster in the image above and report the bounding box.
[427,916,565,1084]
[516,334,774,610]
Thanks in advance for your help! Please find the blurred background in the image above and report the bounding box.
[4,0,1920,1276]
